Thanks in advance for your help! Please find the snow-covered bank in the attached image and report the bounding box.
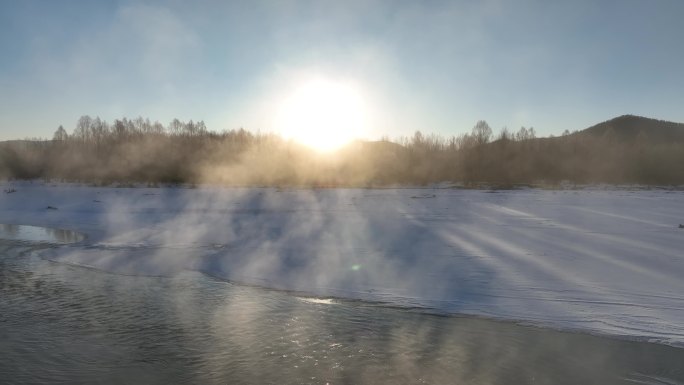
[2,181,684,346]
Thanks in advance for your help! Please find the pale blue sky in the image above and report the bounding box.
[1,0,683,140]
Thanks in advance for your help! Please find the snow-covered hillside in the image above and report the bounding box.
[2,182,684,346]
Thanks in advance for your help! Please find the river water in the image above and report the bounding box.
[1,226,683,384]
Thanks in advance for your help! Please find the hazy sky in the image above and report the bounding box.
[1,0,683,141]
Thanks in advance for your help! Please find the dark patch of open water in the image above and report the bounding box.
[0,224,84,244]
[0,228,683,384]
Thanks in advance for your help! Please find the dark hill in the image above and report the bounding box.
[577,115,684,143]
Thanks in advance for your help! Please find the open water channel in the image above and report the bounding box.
[1,225,683,384]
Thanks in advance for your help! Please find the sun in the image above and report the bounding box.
[274,78,367,152]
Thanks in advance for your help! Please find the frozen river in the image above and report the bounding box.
[2,183,684,346]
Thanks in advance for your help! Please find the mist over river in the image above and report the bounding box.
[2,238,684,384]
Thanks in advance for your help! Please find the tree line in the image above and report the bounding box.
[1,115,683,186]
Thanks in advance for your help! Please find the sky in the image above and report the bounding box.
[1,0,683,141]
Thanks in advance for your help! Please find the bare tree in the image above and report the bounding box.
[52,125,68,141]
[472,120,492,145]
[73,115,93,143]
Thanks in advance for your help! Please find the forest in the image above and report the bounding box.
[2,115,683,187]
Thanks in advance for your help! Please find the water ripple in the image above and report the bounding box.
[1,241,683,384]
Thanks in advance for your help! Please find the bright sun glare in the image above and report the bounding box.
[275,78,367,152]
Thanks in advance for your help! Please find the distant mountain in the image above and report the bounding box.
[577,115,684,143]
[0,140,35,145]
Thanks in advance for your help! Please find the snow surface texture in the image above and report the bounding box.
[2,182,684,346]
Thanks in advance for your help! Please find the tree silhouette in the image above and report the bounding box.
[52,125,68,141]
